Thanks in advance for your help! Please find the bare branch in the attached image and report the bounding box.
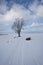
[12,18,24,37]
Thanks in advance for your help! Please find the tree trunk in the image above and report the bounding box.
[18,31,20,37]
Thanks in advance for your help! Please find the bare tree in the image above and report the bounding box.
[12,18,24,37]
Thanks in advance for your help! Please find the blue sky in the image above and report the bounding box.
[0,0,43,33]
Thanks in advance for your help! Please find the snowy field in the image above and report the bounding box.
[0,33,43,65]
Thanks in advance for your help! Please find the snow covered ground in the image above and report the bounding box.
[0,33,43,65]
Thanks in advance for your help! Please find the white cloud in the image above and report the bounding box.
[0,0,43,24]
[36,5,43,17]
[0,0,8,14]
[0,3,31,24]
[31,22,43,27]
[29,0,43,20]
[22,22,43,33]
[31,22,38,27]
[41,0,43,3]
